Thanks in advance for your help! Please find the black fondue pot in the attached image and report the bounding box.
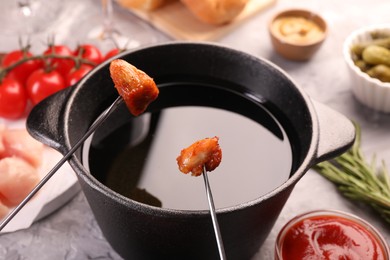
[27,42,355,260]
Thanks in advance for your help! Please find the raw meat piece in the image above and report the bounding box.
[0,199,10,220]
[1,128,44,168]
[0,157,40,207]
[0,125,5,157]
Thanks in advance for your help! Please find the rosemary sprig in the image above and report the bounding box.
[313,123,390,224]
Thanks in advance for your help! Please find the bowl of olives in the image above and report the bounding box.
[343,24,390,113]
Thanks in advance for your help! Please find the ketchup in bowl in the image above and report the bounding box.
[275,210,389,260]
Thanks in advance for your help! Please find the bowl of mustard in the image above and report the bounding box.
[269,9,327,61]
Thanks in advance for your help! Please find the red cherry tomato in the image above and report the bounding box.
[74,44,103,64]
[43,45,75,77]
[65,64,94,87]
[0,77,28,119]
[1,50,43,86]
[104,48,120,61]
[26,69,66,105]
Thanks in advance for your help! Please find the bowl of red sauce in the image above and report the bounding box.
[275,210,389,260]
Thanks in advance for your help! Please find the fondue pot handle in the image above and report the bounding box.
[26,86,74,154]
[312,100,356,163]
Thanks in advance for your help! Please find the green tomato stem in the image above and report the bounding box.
[0,53,97,81]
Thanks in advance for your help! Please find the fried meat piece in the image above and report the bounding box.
[109,59,159,116]
[176,136,222,176]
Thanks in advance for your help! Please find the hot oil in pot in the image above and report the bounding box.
[84,106,292,210]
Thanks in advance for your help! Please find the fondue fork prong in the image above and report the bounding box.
[202,165,226,260]
[0,96,124,231]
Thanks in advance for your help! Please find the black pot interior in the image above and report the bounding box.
[64,42,313,208]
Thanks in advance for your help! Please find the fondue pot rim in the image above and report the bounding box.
[62,42,320,215]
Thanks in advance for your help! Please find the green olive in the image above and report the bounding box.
[371,31,390,39]
[362,45,390,66]
[367,64,390,83]
[351,37,390,56]
[354,59,370,72]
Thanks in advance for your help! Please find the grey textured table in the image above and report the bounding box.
[0,0,389,259]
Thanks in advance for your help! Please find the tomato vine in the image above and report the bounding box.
[0,42,122,120]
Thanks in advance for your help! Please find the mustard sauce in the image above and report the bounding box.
[271,16,324,45]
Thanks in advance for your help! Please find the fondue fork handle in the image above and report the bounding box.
[0,96,123,231]
[202,166,226,260]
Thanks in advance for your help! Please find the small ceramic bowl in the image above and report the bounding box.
[343,24,390,113]
[275,210,390,260]
[269,9,327,61]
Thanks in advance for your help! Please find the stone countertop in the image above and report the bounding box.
[0,0,389,259]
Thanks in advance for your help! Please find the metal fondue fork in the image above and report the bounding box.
[202,165,227,260]
[0,96,124,231]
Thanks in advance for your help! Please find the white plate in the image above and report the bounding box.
[0,117,80,233]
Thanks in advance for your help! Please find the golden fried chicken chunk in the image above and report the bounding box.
[109,59,159,116]
[176,136,222,176]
